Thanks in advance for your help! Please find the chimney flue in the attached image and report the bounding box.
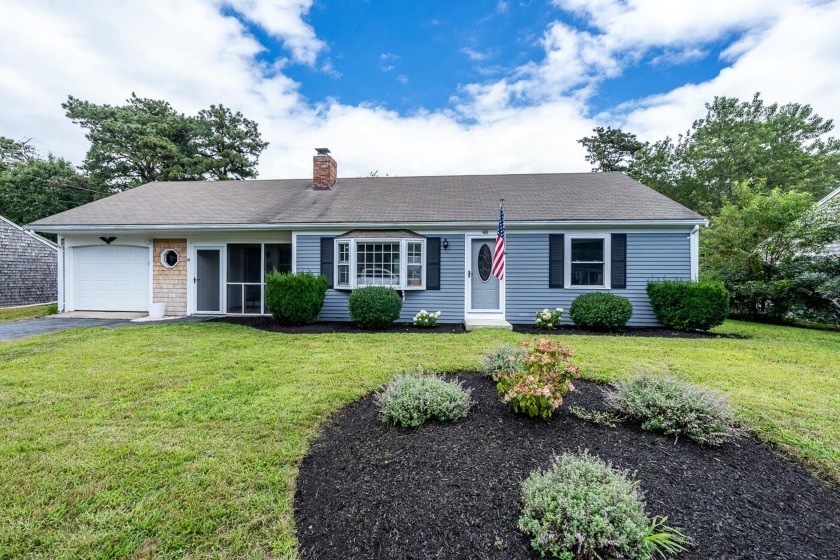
[313,148,337,190]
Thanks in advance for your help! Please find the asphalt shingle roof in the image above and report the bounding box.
[29,172,704,228]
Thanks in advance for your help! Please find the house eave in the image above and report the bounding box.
[27,218,708,235]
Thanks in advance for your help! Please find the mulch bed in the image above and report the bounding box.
[511,324,745,338]
[212,316,738,338]
[211,316,466,334]
[295,375,839,560]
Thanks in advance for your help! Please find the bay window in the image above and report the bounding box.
[335,237,426,290]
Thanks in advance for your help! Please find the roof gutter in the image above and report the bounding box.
[27,218,708,234]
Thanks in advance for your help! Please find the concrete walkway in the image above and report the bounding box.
[0,314,212,342]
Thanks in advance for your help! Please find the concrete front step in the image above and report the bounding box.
[463,317,513,331]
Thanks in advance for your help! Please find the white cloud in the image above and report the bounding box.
[0,0,837,184]
[223,0,325,65]
[613,0,840,142]
[461,47,491,62]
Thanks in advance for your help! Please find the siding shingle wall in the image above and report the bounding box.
[152,239,187,315]
[295,234,465,323]
[0,219,57,307]
[505,232,691,326]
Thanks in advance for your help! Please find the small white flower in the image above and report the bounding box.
[543,308,549,313]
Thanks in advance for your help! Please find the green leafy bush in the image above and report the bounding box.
[46,303,58,315]
[493,338,580,418]
[377,370,472,428]
[606,374,743,445]
[265,272,328,325]
[519,452,691,560]
[569,292,633,330]
[348,286,403,328]
[479,345,525,377]
[535,307,564,329]
[647,280,729,331]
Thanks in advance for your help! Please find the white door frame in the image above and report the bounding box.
[189,244,225,314]
[464,233,505,318]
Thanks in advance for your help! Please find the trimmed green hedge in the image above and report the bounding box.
[265,272,328,325]
[348,286,403,328]
[569,292,633,330]
[646,280,729,331]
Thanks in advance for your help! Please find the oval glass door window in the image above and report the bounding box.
[478,244,492,282]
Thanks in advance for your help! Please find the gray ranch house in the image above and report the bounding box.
[1,215,57,308]
[28,150,706,327]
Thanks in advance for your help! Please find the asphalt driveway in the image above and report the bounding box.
[0,316,210,342]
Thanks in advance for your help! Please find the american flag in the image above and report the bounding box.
[492,203,505,280]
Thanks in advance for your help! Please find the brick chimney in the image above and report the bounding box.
[313,148,337,190]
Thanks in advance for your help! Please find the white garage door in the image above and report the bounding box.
[72,245,149,311]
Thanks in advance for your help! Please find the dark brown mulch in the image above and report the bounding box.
[512,324,745,338]
[211,316,466,334]
[211,316,739,338]
[295,375,839,560]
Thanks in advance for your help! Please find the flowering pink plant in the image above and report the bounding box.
[493,338,580,418]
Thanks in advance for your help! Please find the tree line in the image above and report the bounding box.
[579,92,840,324]
[0,93,268,226]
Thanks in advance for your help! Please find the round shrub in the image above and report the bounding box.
[606,374,743,445]
[647,280,729,331]
[265,271,328,325]
[348,286,403,328]
[569,292,633,330]
[519,452,691,560]
[377,370,472,428]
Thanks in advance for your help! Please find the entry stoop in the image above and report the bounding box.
[463,317,513,332]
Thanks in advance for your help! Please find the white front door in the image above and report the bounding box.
[72,245,149,311]
[466,237,503,316]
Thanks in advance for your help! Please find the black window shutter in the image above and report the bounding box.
[549,234,564,288]
[611,233,627,289]
[426,237,441,290]
[320,237,334,288]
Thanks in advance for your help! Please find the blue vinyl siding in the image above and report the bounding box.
[295,234,465,323]
[505,232,691,326]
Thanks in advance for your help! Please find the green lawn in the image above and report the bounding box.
[0,321,837,558]
[0,304,54,323]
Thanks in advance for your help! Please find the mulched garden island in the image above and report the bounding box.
[214,316,739,338]
[295,375,839,560]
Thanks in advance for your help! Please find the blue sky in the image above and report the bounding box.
[2,0,839,178]
[241,0,731,118]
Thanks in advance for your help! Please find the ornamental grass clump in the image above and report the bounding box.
[493,338,580,418]
[519,452,692,560]
[377,369,472,428]
[606,374,743,445]
[479,345,525,377]
[535,307,564,329]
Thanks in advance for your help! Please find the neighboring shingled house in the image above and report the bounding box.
[1,215,58,308]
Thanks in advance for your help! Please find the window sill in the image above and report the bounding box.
[566,285,611,290]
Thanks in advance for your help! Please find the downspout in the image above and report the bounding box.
[689,225,700,281]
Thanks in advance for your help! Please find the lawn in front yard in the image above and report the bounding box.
[0,304,54,323]
[0,320,837,558]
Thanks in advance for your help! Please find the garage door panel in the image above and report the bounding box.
[73,245,149,311]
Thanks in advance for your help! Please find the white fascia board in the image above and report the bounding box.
[27,218,708,234]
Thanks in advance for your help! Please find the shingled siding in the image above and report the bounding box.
[505,232,692,326]
[0,218,57,307]
[152,239,187,315]
[295,234,465,323]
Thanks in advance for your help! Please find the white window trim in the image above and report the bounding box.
[334,237,427,290]
[565,234,611,289]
